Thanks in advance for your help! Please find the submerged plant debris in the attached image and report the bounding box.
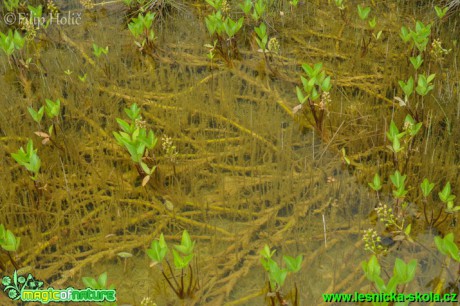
[0,0,459,305]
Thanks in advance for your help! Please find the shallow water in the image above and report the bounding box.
[1,0,460,305]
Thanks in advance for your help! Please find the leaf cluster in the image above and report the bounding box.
[434,233,460,262]
[260,244,303,290]
[147,230,196,270]
[362,255,417,306]
[296,62,332,104]
[11,139,41,181]
[0,29,25,56]
[113,103,158,185]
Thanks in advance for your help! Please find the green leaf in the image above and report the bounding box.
[393,258,418,284]
[368,173,382,191]
[321,76,332,92]
[283,255,303,273]
[140,161,151,174]
[2,230,20,251]
[357,4,371,20]
[368,17,377,29]
[174,230,195,255]
[420,178,435,198]
[97,272,108,288]
[387,120,400,141]
[362,255,381,282]
[116,118,133,134]
[392,136,402,153]
[404,224,411,236]
[435,6,448,19]
[399,77,414,97]
[301,63,314,77]
[125,103,141,121]
[172,249,193,269]
[409,55,423,70]
[147,234,168,263]
[296,87,307,104]
[390,171,406,189]
[44,99,61,119]
[439,182,456,203]
[28,106,45,123]
[261,244,275,259]
[82,277,99,289]
[435,233,460,262]
[399,26,411,43]
[268,259,287,287]
[239,0,252,14]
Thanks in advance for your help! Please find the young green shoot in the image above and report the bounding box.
[113,103,158,185]
[11,139,41,182]
[147,230,199,299]
[434,233,460,262]
[260,244,303,305]
[0,224,20,270]
[92,43,109,58]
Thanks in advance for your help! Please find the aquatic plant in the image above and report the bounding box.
[294,62,332,136]
[3,0,19,12]
[11,139,41,182]
[435,233,460,262]
[92,43,109,58]
[260,244,303,306]
[362,255,417,306]
[385,115,422,173]
[357,4,370,21]
[28,98,63,149]
[0,224,20,271]
[242,0,267,22]
[356,4,382,55]
[81,272,117,306]
[0,29,25,57]
[434,5,449,19]
[113,103,158,186]
[253,22,278,73]
[205,0,244,64]
[334,0,345,10]
[128,12,157,52]
[147,231,199,299]
[400,21,431,54]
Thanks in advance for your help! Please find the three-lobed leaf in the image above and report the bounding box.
[283,255,303,273]
[420,178,435,198]
[438,182,456,203]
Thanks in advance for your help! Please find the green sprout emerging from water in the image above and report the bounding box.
[434,5,449,19]
[362,255,417,306]
[147,231,199,299]
[0,224,20,271]
[386,115,422,172]
[28,98,64,150]
[0,29,25,57]
[11,139,41,182]
[129,12,157,52]
[81,272,116,306]
[400,21,431,53]
[204,0,244,64]
[294,62,332,136]
[260,244,303,306]
[113,103,158,186]
[92,43,109,58]
[435,233,460,262]
[357,4,370,20]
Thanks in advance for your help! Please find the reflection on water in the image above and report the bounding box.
[1,0,459,305]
